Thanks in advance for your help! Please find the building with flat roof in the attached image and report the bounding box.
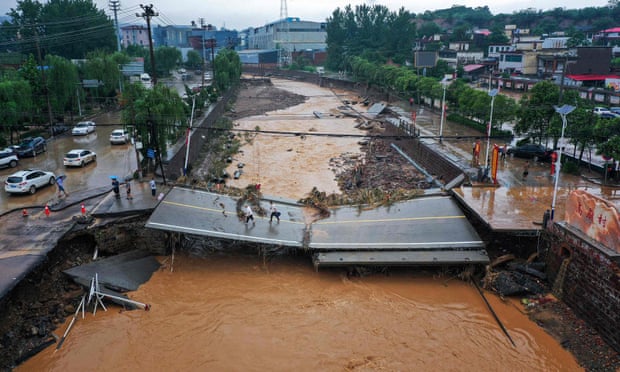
[120,25,150,48]
[247,17,326,53]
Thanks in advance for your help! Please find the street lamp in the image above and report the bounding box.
[551,104,576,220]
[439,77,449,143]
[484,89,499,171]
[183,95,197,176]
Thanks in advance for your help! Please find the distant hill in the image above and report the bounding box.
[414,5,620,36]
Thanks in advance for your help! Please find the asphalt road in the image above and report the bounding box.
[146,188,485,253]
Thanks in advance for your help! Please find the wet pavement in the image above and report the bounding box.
[390,104,620,231]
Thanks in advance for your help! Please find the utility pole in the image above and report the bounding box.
[33,23,55,138]
[109,0,121,52]
[136,4,158,85]
[199,18,206,87]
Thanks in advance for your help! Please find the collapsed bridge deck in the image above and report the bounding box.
[145,187,488,268]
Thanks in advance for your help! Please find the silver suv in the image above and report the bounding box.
[4,169,56,194]
[110,129,130,144]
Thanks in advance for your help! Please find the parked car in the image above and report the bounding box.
[506,143,553,161]
[14,137,47,158]
[51,123,70,135]
[0,149,18,168]
[63,149,97,167]
[71,121,96,135]
[109,129,130,144]
[599,112,620,119]
[593,107,611,116]
[609,107,620,115]
[4,169,56,194]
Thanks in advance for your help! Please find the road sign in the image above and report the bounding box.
[82,79,103,88]
[147,148,155,159]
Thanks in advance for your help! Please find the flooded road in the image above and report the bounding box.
[18,254,580,371]
[0,111,136,213]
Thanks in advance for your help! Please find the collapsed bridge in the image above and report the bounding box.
[145,187,489,268]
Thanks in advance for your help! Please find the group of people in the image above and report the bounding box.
[243,201,281,226]
[110,176,158,200]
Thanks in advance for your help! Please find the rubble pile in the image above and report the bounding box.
[336,136,430,194]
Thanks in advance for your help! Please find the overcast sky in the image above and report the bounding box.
[1,0,613,30]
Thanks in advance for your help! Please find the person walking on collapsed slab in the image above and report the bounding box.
[244,204,255,225]
[269,201,281,223]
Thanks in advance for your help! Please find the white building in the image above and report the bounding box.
[247,17,326,52]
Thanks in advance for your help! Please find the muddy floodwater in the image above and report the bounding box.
[18,254,580,371]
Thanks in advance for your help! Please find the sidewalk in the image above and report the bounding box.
[390,103,620,231]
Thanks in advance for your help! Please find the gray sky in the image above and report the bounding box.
[2,0,612,31]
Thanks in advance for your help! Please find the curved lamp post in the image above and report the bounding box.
[551,104,576,220]
[183,95,197,176]
[484,89,499,171]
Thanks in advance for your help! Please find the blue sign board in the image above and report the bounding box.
[147,148,155,159]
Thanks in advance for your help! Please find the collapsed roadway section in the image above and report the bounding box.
[145,187,489,268]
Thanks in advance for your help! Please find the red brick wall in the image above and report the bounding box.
[546,222,620,352]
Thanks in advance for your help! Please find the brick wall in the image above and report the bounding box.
[545,222,620,352]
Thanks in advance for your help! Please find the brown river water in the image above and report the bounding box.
[18,253,580,371]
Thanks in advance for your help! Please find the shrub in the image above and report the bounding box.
[562,160,580,175]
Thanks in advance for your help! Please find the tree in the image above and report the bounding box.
[18,54,46,123]
[2,0,116,59]
[0,79,33,145]
[325,4,416,70]
[82,50,125,104]
[593,114,620,163]
[213,49,241,92]
[153,46,182,78]
[44,54,79,118]
[3,0,44,57]
[185,50,202,70]
[417,22,441,38]
[40,0,116,58]
[120,82,187,168]
[515,81,559,144]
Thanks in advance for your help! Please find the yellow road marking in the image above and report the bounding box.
[162,200,464,225]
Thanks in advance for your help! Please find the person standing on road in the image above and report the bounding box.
[150,177,157,198]
[269,201,281,223]
[244,204,255,225]
[126,180,133,200]
[472,139,481,166]
[522,161,530,180]
[57,176,68,198]
[111,177,120,198]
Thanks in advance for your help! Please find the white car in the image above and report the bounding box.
[0,148,18,168]
[109,129,130,144]
[71,121,96,135]
[4,169,56,194]
[593,107,611,116]
[63,149,97,167]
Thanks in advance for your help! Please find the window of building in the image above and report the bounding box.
[505,54,522,63]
